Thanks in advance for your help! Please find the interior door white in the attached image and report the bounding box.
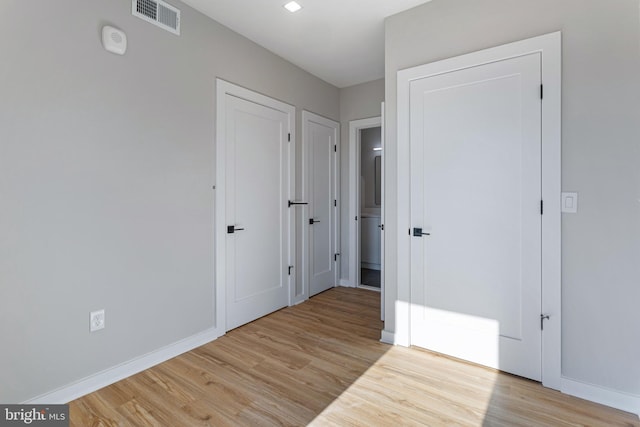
[410,53,542,380]
[225,94,291,331]
[304,112,339,297]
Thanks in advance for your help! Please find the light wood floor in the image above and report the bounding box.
[70,287,639,426]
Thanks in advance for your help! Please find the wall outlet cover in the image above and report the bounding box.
[90,309,105,332]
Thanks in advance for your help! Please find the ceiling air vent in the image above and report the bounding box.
[132,0,180,35]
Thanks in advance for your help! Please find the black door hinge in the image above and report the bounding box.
[540,84,544,100]
[288,133,291,142]
[288,265,293,275]
[541,200,544,215]
[334,145,337,152]
[334,199,337,207]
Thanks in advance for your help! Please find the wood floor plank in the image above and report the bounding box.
[70,287,639,426]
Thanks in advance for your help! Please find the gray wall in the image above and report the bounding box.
[0,0,338,403]
[338,79,385,282]
[385,0,640,395]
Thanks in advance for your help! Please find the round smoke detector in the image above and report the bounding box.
[102,26,127,56]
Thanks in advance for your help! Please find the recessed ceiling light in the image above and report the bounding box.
[284,1,302,13]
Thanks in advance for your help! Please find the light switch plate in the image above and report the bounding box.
[561,192,578,213]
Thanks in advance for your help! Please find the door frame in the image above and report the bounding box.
[348,116,382,290]
[380,102,385,320]
[395,32,561,389]
[215,79,296,333]
[301,110,340,302]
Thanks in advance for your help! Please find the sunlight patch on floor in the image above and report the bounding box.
[308,346,500,425]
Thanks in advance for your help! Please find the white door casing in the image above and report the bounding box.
[302,111,340,297]
[395,32,561,389]
[380,102,386,321]
[215,79,295,332]
[410,53,542,380]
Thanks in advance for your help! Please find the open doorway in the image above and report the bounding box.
[348,114,384,319]
[359,126,382,290]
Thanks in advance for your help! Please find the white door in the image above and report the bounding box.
[223,90,293,331]
[303,111,339,297]
[410,53,542,380]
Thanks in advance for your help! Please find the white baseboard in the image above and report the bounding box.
[339,278,353,287]
[561,377,640,416]
[24,327,222,404]
[380,330,395,345]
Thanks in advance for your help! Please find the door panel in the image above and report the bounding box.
[410,53,542,380]
[305,113,339,297]
[311,124,332,278]
[226,95,290,331]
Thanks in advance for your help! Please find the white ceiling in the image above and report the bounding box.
[180,0,432,88]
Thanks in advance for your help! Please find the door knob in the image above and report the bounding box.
[413,227,430,237]
[227,225,245,234]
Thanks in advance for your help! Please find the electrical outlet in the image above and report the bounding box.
[90,309,105,332]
